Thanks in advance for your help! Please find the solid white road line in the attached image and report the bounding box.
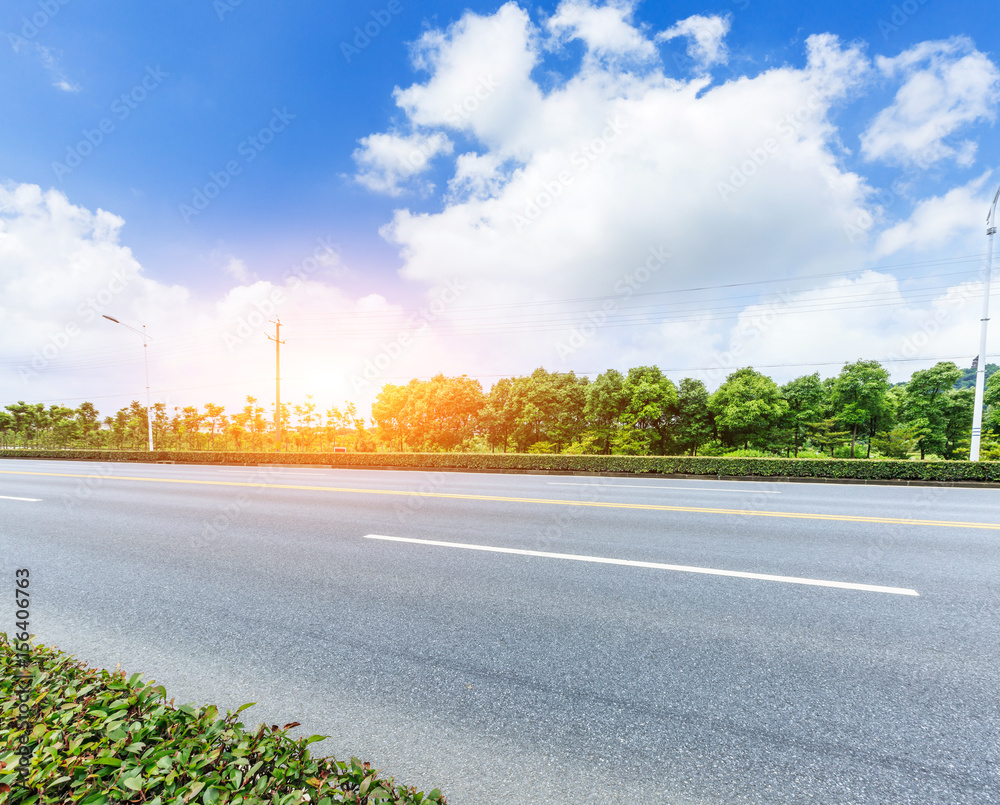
[0,495,42,501]
[363,535,920,596]
[548,482,781,493]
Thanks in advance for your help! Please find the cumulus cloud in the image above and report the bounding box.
[874,173,995,257]
[547,0,657,63]
[655,13,731,72]
[342,3,1000,385]
[0,183,458,413]
[392,2,543,155]
[222,256,251,282]
[861,37,1000,167]
[374,17,874,310]
[352,130,453,196]
[685,269,989,387]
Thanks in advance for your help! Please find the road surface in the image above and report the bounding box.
[1,458,998,803]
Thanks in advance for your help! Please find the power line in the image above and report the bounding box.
[10,354,985,407]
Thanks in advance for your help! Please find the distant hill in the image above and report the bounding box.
[955,362,999,389]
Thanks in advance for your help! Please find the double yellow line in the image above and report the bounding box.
[3,469,999,530]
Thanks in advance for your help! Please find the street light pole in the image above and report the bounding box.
[970,184,999,461]
[267,318,285,449]
[103,315,154,452]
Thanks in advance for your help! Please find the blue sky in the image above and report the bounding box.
[1,0,998,415]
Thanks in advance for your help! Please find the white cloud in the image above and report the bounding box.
[0,183,459,414]
[655,13,731,72]
[352,130,453,196]
[392,2,543,156]
[687,270,989,387]
[347,5,999,386]
[375,19,873,311]
[861,37,1000,167]
[547,0,657,63]
[874,172,995,257]
[11,42,81,92]
[222,256,251,282]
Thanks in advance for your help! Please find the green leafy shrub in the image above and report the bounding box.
[719,448,779,458]
[0,634,446,804]
[0,449,997,482]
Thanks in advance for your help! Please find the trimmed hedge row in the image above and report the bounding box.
[0,633,446,804]
[1,448,999,482]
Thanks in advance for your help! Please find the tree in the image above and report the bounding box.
[674,378,712,455]
[204,403,226,449]
[372,383,408,451]
[830,359,891,458]
[985,372,1000,436]
[75,402,101,447]
[585,370,629,454]
[780,373,825,457]
[480,378,519,452]
[900,362,963,459]
[0,412,14,448]
[709,368,788,450]
[547,372,589,451]
[621,366,677,455]
[805,417,852,457]
[45,405,78,447]
[508,369,559,451]
[871,423,923,459]
[941,387,975,459]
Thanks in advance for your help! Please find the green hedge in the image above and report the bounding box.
[0,633,445,804]
[1,449,998,483]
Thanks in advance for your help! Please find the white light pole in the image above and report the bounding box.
[103,315,154,452]
[970,184,999,461]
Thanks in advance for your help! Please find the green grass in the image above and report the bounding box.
[0,634,446,804]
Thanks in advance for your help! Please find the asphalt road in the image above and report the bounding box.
[1,458,998,804]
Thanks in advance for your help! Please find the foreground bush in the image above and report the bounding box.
[1,448,998,483]
[0,634,445,804]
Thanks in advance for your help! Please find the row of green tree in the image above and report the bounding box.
[2,361,998,460]
[371,361,1000,460]
[0,397,363,452]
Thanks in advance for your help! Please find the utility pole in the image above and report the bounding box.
[970,184,999,461]
[103,315,154,451]
[267,318,285,450]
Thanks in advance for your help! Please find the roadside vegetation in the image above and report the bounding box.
[0,633,446,804]
[2,360,998,462]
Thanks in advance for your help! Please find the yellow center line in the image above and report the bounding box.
[3,469,998,530]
